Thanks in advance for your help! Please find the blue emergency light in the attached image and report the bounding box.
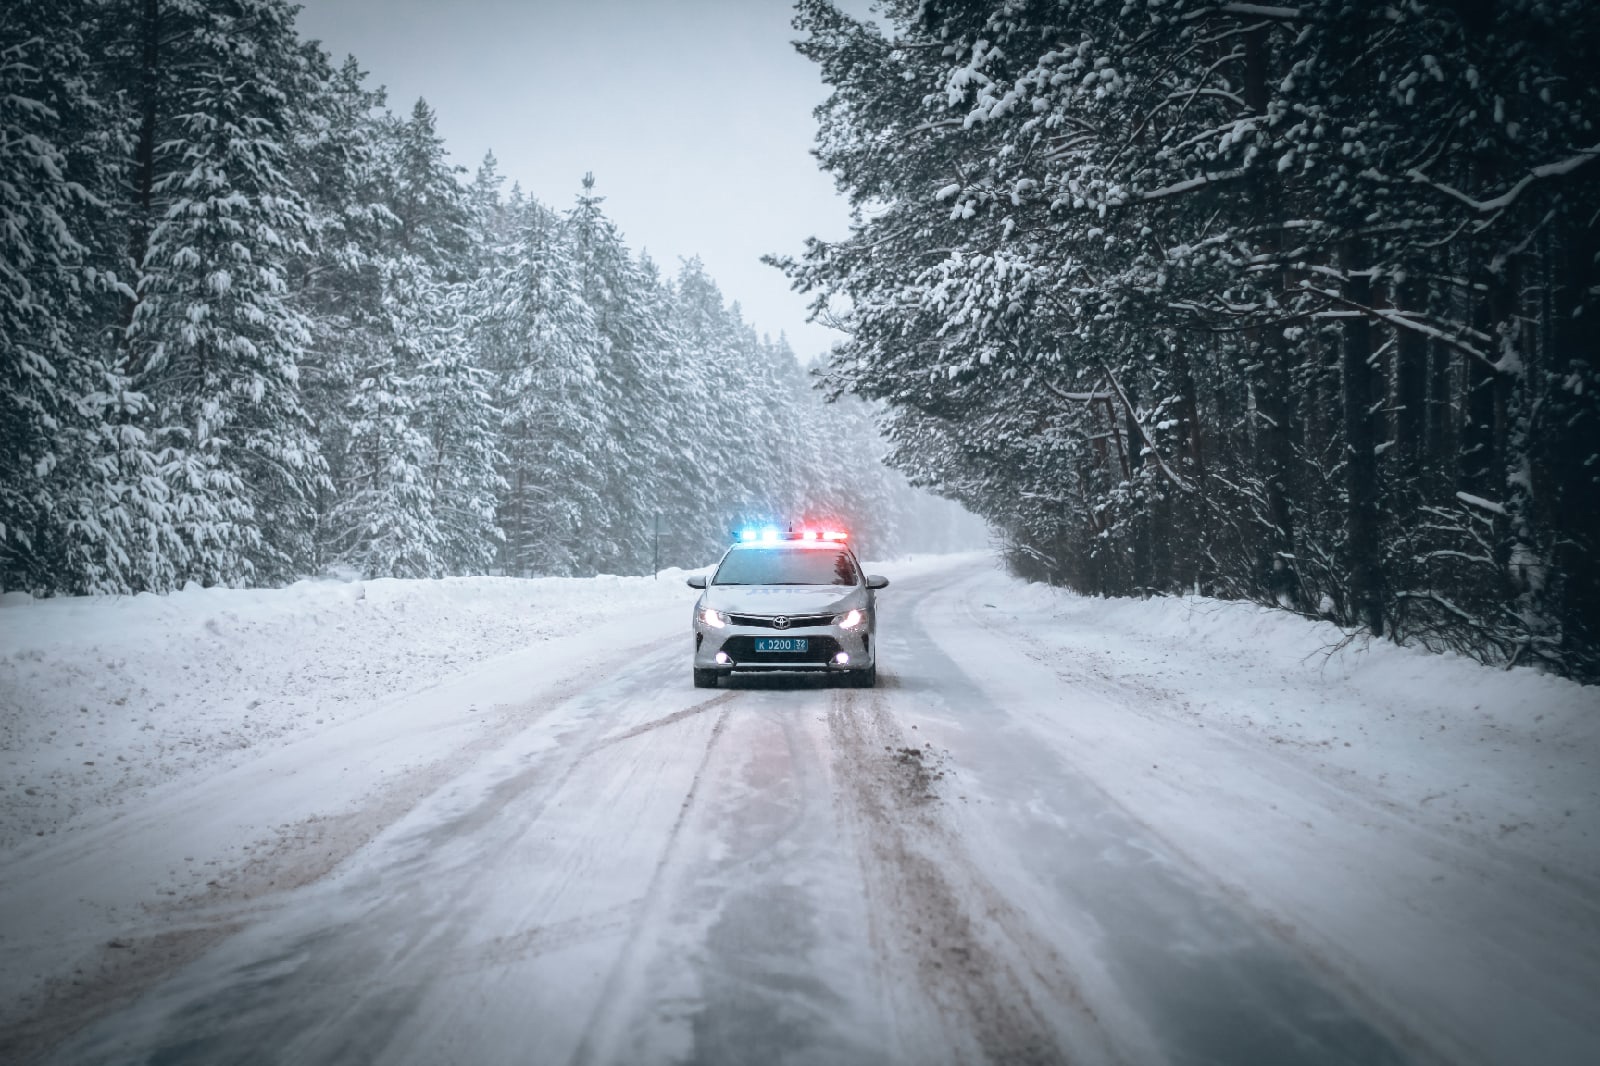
[734,526,848,543]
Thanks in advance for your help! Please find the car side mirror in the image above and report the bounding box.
[866,575,889,590]
[685,575,707,589]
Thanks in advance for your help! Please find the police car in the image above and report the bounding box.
[686,527,888,688]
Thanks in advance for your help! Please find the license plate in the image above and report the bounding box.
[754,638,807,653]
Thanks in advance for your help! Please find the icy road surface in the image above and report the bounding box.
[2,555,1597,1065]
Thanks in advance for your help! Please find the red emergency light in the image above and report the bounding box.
[738,526,850,543]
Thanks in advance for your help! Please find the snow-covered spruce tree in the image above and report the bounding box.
[780,0,1190,594]
[382,98,472,278]
[323,254,444,577]
[464,151,512,277]
[483,198,607,576]
[115,0,328,588]
[0,0,153,594]
[421,282,504,576]
[627,250,708,568]
[670,258,786,546]
[288,50,393,573]
[315,93,502,578]
[379,100,503,573]
[565,173,672,573]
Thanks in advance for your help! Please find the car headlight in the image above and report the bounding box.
[835,608,867,630]
[698,606,729,629]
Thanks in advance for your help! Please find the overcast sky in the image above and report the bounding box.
[293,0,868,361]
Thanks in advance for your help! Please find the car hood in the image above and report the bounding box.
[704,585,864,616]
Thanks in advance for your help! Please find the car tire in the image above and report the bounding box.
[693,668,718,689]
[850,665,877,688]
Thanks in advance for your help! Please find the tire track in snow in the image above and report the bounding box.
[407,679,738,849]
[826,680,1102,1066]
[919,571,1445,1066]
[566,700,736,1066]
[594,690,740,748]
[1,635,690,1065]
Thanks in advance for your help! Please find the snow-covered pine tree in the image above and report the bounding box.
[323,254,444,578]
[117,0,327,588]
[383,98,471,278]
[622,249,712,569]
[566,173,679,572]
[465,151,510,276]
[318,92,500,577]
[488,199,606,576]
[290,50,393,572]
[783,0,1600,676]
[0,0,148,594]
[670,258,777,544]
[421,281,504,576]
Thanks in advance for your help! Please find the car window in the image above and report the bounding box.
[712,548,859,586]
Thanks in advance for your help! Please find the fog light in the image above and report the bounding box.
[833,652,850,665]
[715,651,731,665]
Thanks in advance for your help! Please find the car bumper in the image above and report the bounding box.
[693,623,874,673]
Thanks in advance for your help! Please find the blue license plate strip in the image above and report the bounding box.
[754,638,808,653]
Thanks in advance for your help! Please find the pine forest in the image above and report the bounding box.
[1,0,954,599]
[777,0,1600,679]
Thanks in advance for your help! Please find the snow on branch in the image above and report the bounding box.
[1039,381,1113,403]
[1455,491,1506,516]
[1297,281,1498,370]
[1184,3,1304,20]
[1137,169,1246,202]
[1094,367,1197,494]
[1039,375,1194,493]
[1218,3,1302,16]
[1407,143,1600,215]
[1394,589,1480,625]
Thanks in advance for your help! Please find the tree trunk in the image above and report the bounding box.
[1552,203,1600,667]
[1395,280,1428,485]
[1342,243,1383,635]
[1461,262,1500,497]
[1426,337,1453,495]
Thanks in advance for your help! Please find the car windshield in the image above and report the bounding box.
[712,547,859,586]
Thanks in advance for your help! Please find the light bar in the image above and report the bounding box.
[732,527,850,543]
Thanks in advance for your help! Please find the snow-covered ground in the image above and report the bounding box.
[0,571,728,851]
[985,580,1600,886]
[1,553,1595,1064]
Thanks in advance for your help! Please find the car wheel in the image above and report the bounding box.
[693,668,718,689]
[851,665,877,688]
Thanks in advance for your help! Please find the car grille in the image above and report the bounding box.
[726,612,835,629]
[721,636,842,664]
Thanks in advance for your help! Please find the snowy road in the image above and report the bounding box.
[3,556,1597,1064]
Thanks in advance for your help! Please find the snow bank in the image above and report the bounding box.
[996,582,1600,882]
[0,571,698,852]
